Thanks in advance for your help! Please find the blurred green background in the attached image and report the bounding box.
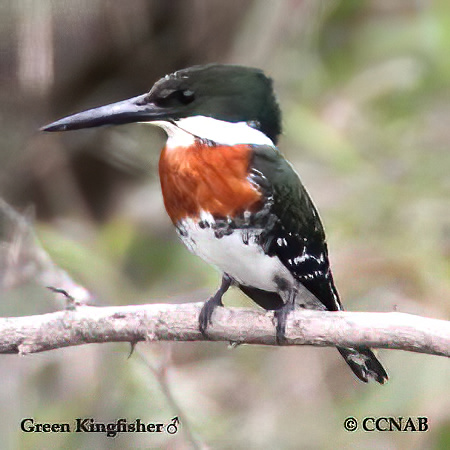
[0,0,449,448]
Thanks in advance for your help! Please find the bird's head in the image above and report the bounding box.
[42,64,282,145]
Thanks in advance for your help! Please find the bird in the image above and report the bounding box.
[42,63,388,384]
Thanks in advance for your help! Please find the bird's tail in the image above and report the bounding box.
[337,346,388,384]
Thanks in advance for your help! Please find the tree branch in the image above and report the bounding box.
[0,302,449,357]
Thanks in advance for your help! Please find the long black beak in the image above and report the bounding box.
[41,93,168,132]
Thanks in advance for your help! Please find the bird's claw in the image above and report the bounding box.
[199,297,219,337]
[274,303,295,345]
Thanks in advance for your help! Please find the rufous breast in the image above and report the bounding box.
[159,142,262,224]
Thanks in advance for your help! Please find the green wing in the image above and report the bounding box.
[250,145,342,311]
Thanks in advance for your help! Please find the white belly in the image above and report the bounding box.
[178,218,295,293]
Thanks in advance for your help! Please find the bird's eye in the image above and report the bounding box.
[154,89,195,107]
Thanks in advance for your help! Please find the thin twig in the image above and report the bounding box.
[0,198,92,304]
[136,347,205,450]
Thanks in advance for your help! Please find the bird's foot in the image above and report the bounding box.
[199,274,232,337]
[199,294,223,337]
[274,302,295,345]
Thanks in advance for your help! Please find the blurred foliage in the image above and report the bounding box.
[0,0,449,449]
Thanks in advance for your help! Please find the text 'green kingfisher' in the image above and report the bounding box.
[42,64,388,384]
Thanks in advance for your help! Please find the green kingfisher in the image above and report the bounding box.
[42,64,388,384]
